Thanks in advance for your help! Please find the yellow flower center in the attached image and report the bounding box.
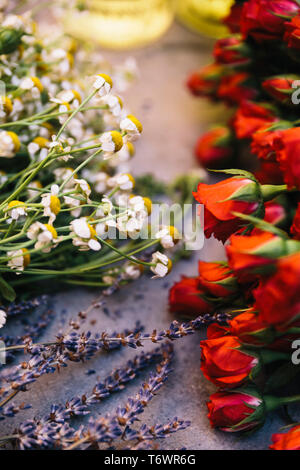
[127,114,143,134]
[168,226,180,243]
[71,89,82,103]
[8,200,25,209]
[32,180,43,189]
[126,142,135,157]
[1,96,13,114]
[143,197,152,215]
[125,173,135,188]
[30,76,44,92]
[110,131,123,152]
[33,136,49,148]
[50,195,61,215]
[88,223,97,240]
[7,131,20,152]
[22,248,30,268]
[97,73,113,88]
[44,224,57,239]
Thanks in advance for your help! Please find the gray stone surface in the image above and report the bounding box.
[0,22,292,450]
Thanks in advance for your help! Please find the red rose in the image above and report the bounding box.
[168,276,213,317]
[198,261,238,298]
[262,76,297,104]
[229,309,275,347]
[255,160,284,185]
[274,127,300,188]
[254,252,300,330]
[223,3,244,33]
[233,101,277,139]
[186,63,223,98]
[241,0,299,42]
[226,232,284,281]
[200,335,260,388]
[284,16,300,49]
[217,72,257,105]
[291,202,300,239]
[213,37,250,65]
[207,389,265,432]
[270,425,300,450]
[194,127,233,169]
[251,128,281,161]
[193,176,261,242]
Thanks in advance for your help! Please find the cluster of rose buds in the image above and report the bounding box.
[174,0,300,450]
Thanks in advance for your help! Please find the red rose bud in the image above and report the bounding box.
[217,72,257,105]
[233,101,277,139]
[254,252,300,330]
[213,36,251,65]
[223,3,244,33]
[241,0,299,42]
[273,127,300,189]
[263,200,288,227]
[200,335,261,388]
[291,202,300,239]
[226,231,299,281]
[186,63,223,98]
[193,175,264,243]
[169,276,213,317]
[270,425,300,450]
[262,76,299,105]
[207,388,266,432]
[208,389,300,433]
[195,126,233,169]
[198,261,238,298]
[229,309,275,347]
[284,15,300,49]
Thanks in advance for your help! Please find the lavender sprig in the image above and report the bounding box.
[0,323,144,410]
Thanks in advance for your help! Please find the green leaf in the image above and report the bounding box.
[232,211,289,238]
[264,362,300,393]
[208,168,257,181]
[0,274,16,302]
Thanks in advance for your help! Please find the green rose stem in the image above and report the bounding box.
[261,184,290,201]
[264,394,300,412]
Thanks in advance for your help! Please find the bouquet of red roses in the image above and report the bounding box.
[171,0,300,450]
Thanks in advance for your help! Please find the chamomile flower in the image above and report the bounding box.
[20,76,44,99]
[155,226,181,249]
[122,259,144,280]
[6,200,27,221]
[41,184,61,224]
[27,222,58,253]
[129,195,152,216]
[74,178,91,200]
[82,170,108,194]
[53,167,77,188]
[120,114,143,142]
[100,94,123,117]
[150,252,172,278]
[99,131,123,159]
[28,136,50,161]
[51,89,82,107]
[0,95,13,118]
[93,73,113,96]
[107,173,135,191]
[27,180,42,200]
[0,130,20,157]
[7,248,30,274]
[70,218,101,251]
[0,310,6,328]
